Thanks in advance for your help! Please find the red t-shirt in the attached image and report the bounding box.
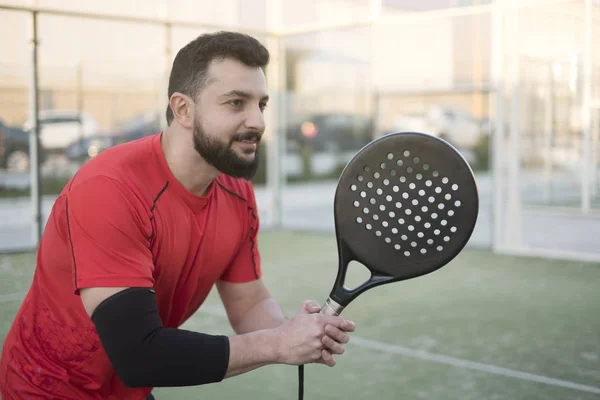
[0,133,262,399]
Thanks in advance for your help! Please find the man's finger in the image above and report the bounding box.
[303,300,320,310]
[320,315,354,329]
[324,324,350,344]
[341,320,356,332]
[306,303,321,314]
[321,334,345,355]
[320,349,336,367]
[299,300,321,315]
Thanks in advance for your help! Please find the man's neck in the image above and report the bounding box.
[160,126,219,197]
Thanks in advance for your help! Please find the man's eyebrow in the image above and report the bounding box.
[221,90,269,102]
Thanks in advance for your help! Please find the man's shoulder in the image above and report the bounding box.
[80,134,157,173]
[61,134,165,208]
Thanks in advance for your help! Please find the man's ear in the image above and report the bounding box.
[169,92,194,129]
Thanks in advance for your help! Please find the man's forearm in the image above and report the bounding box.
[224,328,281,378]
[232,298,287,334]
[92,287,274,388]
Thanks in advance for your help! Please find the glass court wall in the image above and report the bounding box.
[0,0,598,262]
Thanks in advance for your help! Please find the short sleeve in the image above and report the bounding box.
[66,175,155,293]
[219,183,262,283]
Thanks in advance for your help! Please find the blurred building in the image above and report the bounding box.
[0,1,594,130]
[0,0,599,259]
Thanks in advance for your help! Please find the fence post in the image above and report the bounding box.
[29,10,42,247]
[581,0,592,213]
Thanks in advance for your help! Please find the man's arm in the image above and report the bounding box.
[216,279,356,367]
[214,279,288,376]
[216,279,286,334]
[82,287,277,386]
[82,286,350,387]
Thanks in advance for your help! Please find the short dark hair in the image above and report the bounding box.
[165,31,270,125]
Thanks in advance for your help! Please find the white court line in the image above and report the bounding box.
[196,304,600,395]
[2,294,599,395]
[348,336,600,395]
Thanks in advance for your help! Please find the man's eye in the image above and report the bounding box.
[259,103,268,111]
[229,100,243,107]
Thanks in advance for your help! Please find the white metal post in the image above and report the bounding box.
[491,0,506,250]
[369,0,381,20]
[29,10,42,247]
[265,0,285,229]
[543,64,554,203]
[592,105,599,198]
[369,0,381,139]
[589,17,598,200]
[266,36,286,229]
[161,22,172,130]
[159,0,171,130]
[505,0,522,247]
[581,0,592,213]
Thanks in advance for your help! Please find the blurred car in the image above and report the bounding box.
[116,111,162,142]
[393,105,484,149]
[286,113,374,153]
[65,111,162,161]
[64,135,119,161]
[284,113,375,178]
[0,119,47,172]
[23,109,100,153]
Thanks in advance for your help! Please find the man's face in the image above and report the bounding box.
[192,58,269,180]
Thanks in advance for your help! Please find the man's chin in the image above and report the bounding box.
[219,154,259,180]
[227,165,259,180]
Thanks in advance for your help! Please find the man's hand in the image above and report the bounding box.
[297,300,356,366]
[272,301,356,367]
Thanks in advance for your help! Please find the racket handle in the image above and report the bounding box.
[320,297,345,316]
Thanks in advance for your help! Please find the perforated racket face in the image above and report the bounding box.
[334,132,479,280]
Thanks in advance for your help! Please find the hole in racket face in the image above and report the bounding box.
[350,151,465,258]
[343,261,372,291]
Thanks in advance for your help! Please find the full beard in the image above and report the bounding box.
[192,119,261,180]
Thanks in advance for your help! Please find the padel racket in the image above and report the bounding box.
[298,131,479,399]
[320,130,479,315]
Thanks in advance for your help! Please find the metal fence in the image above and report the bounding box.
[0,0,599,261]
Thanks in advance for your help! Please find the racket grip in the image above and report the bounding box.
[320,298,345,316]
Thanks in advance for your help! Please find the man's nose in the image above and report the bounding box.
[245,106,266,133]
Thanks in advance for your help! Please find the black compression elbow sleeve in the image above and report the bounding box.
[90,287,230,388]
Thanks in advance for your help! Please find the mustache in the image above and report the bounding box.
[231,131,262,143]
